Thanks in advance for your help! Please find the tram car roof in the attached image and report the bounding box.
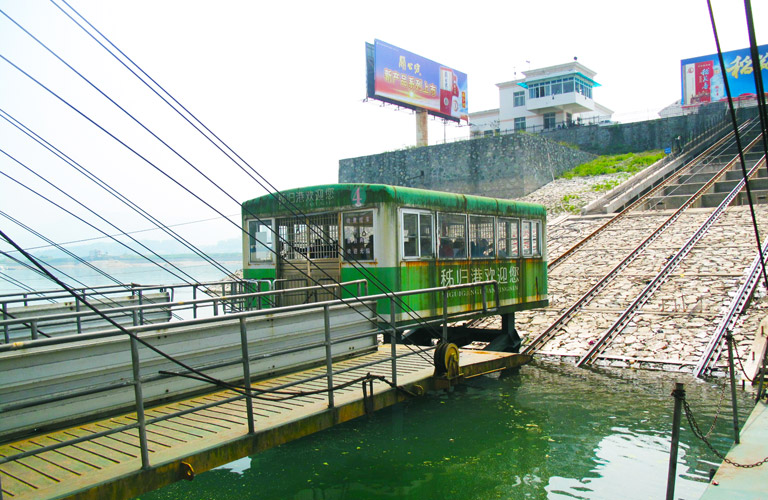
[242,184,547,219]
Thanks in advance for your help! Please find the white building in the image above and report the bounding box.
[470,61,613,136]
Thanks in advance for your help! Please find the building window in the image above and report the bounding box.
[469,215,495,258]
[514,117,526,131]
[543,113,556,130]
[437,213,467,259]
[343,211,374,261]
[402,210,434,259]
[513,91,525,107]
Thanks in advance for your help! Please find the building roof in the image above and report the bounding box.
[497,61,600,88]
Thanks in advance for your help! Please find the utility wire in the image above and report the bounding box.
[0,147,221,287]
[0,213,171,323]
[48,1,447,343]
[0,109,237,283]
[0,227,398,399]
[707,0,768,296]
[0,162,200,287]
[742,0,768,165]
[0,51,437,364]
[7,213,239,255]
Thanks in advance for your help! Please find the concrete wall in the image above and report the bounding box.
[338,133,595,199]
[540,102,737,154]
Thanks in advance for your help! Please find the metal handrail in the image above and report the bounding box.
[0,279,369,342]
[0,279,500,470]
[1,280,498,352]
[0,279,243,308]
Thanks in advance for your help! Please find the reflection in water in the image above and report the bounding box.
[136,362,754,500]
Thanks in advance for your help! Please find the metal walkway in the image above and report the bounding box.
[699,400,768,500]
[0,346,527,500]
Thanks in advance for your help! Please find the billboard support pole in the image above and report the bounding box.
[416,110,428,147]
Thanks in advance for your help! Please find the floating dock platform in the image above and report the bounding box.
[0,346,529,500]
[699,400,768,500]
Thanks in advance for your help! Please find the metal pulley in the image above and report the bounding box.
[433,342,461,379]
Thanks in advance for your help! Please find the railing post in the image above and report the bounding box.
[3,302,9,343]
[138,290,145,325]
[75,295,82,334]
[390,297,397,386]
[323,305,334,408]
[494,281,500,309]
[666,382,685,500]
[193,285,198,319]
[239,317,255,434]
[31,319,38,340]
[726,334,740,444]
[213,299,219,316]
[442,289,448,342]
[481,284,488,314]
[129,334,150,469]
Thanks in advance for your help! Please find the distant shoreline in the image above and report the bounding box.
[0,253,242,270]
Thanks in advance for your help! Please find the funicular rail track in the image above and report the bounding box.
[694,235,768,377]
[576,152,767,366]
[549,120,753,269]
[523,123,764,358]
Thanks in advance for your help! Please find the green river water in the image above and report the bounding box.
[136,361,757,500]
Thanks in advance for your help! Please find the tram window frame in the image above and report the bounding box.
[469,215,495,259]
[497,218,519,259]
[521,219,541,257]
[342,210,375,261]
[247,219,274,264]
[401,209,434,260]
[437,213,468,259]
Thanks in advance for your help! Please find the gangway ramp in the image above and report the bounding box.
[0,280,528,499]
[0,347,526,500]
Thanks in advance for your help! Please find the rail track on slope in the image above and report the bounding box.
[521,121,766,367]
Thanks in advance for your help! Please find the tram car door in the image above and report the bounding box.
[275,213,341,306]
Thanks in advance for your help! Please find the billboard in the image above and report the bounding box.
[681,44,768,106]
[366,39,468,122]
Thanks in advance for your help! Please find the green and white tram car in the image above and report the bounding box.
[242,184,547,324]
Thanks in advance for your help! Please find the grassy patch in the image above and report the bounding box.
[591,179,623,192]
[561,150,664,179]
[560,194,582,214]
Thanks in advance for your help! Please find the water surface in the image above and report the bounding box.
[137,362,754,500]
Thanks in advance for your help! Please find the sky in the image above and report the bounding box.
[0,0,766,261]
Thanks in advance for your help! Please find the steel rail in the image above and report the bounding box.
[523,131,764,356]
[694,235,768,378]
[548,120,753,271]
[576,152,767,367]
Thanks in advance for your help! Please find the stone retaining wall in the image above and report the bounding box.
[339,133,595,199]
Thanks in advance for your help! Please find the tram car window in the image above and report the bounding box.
[438,213,467,259]
[469,215,495,258]
[497,218,519,259]
[248,220,274,263]
[401,210,434,259]
[522,220,541,257]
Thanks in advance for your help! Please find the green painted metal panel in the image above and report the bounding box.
[242,184,546,220]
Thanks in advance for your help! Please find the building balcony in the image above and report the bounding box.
[526,92,595,114]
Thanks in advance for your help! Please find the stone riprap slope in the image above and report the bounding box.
[519,173,629,217]
[514,205,768,375]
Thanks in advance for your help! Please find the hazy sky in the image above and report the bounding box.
[0,0,765,257]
